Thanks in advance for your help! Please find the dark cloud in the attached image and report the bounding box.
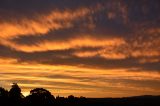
[0,0,106,21]
[0,42,159,72]
[0,0,160,97]
[0,44,18,58]
[0,0,159,75]
[8,0,160,47]
[125,0,160,22]
[7,48,160,71]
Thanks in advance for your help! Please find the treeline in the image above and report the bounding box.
[0,83,160,106]
[0,83,86,106]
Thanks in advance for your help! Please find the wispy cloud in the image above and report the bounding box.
[0,0,160,97]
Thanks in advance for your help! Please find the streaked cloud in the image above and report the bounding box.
[0,0,159,97]
[0,8,90,39]
[0,64,160,97]
[1,36,125,52]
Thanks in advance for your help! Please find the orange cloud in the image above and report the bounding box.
[1,63,160,97]
[72,42,127,59]
[0,36,126,52]
[0,8,90,39]
[139,58,160,64]
[0,58,17,64]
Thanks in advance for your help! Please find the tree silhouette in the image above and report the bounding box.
[0,87,9,105]
[9,83,23,106]
[25,88,55,106]
[0,83,160,106]
[9,83,23,98]
[0,87,8,97]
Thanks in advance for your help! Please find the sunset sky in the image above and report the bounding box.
[0,0,160,97]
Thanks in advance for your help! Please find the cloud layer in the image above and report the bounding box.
[0,0,160,97]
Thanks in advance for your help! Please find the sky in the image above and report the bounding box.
[0,0,160,97]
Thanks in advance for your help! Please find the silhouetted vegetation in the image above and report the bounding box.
[0,83,160,106]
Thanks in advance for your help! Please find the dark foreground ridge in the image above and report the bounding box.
[0,83,160,106]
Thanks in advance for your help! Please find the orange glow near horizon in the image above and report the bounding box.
[0,62,160,97]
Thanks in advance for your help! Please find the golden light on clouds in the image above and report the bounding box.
[0,58,17,64]
[0,0,160,98]
[0,63,160,97]
[0,8,90,39]
[0,36,125,52]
